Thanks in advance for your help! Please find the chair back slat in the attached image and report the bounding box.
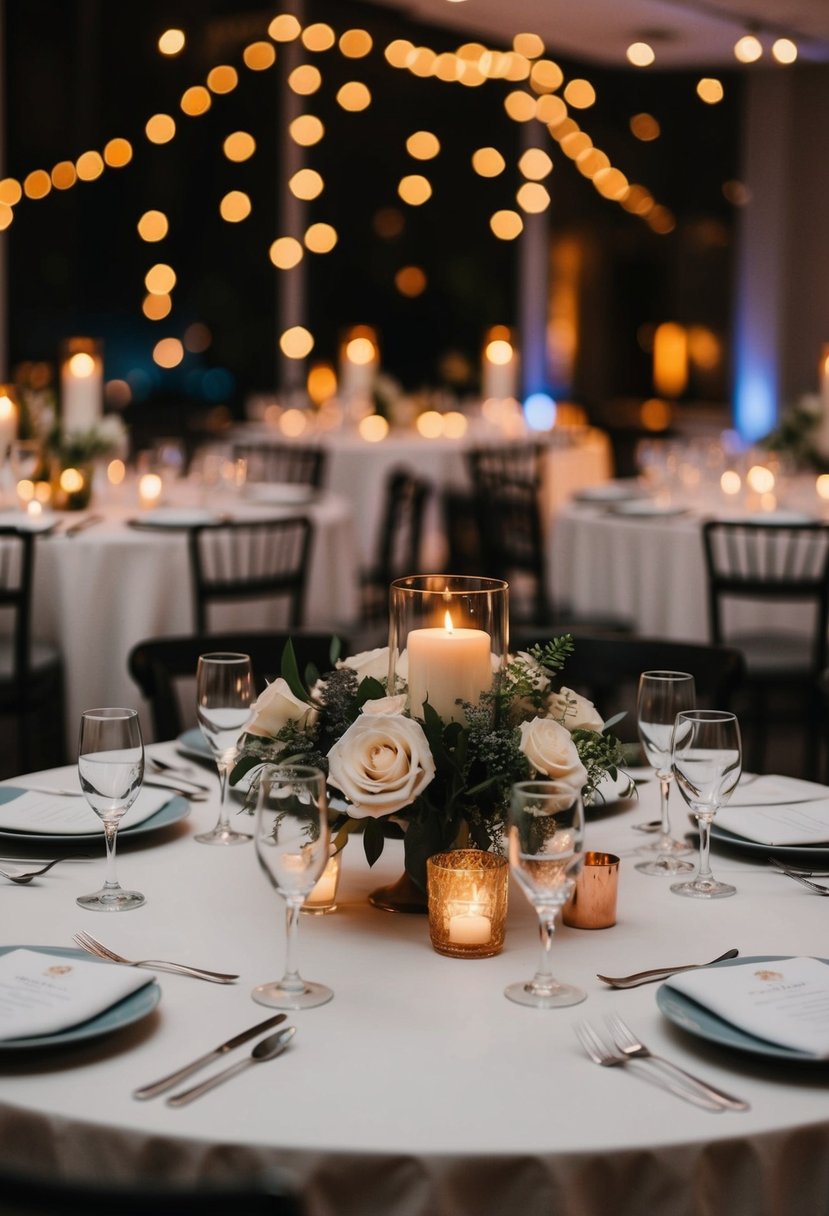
[233,442,326,488]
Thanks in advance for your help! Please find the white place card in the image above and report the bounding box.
[0,786,172,835]
[0,949,153,1041]
[728,775,829,807]
[666,957,829,1057]
[715,801,829,846]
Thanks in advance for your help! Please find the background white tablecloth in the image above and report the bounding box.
[0,755,826,1216]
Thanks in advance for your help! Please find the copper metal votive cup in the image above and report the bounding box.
[563,851,620,929]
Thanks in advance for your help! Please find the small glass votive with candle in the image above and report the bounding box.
[427,849,508,958]
[302,848,342,915]
[138,471,163,510]
[388,575,508,724]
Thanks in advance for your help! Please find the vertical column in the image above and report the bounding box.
[0,0,7,380]
[276,0,307,395]
[517,122,550,401]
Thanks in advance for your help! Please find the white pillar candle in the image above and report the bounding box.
[61,343,103,434]
[482,330,518,402]
[448,911,492,945]
[0,390,18,458]
[339,328,378,406]
[817,346,829,460]
[407,612,492,722]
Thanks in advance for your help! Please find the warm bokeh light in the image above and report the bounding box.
[697,78,724,104]
[60,468,85,494]
[0,204,13,231]
[280,326,314,359]
[358,414,390,442]
[734,34,762,63]
[630,112,661,141]
[384,39,414,68]
[416,410,444,438]
[145,113,176,143]
[158,28,185,56]
[142,293,172,320]
[653,322,688,397]
[443,411,469,438]
[648,205,676,234]
[137,210,169,242]
[409,47,438,79]
[535,94,567,125]
[76,151,104,181]
[504,90,536,122]
[219,191,252,222]
[563,79,596,108]
[627,42,655,66]
[302,23,335,52]
[721,470,742,495]
[183,322,211,353]
[516,182,550,213]
[307,362,337,404]
[593,166,629,200]
[395,265,427,296]
[207,65,238,94]
[816,474,829,501]
[687,326,722,371]
[270,237,304,269]
[138,473,163,505]
[490,210,523,240]
[107,458,127,484]
[145,263,177,294]
[723,179,751,206]
[772,38,798,64]
[180,86,211,116]
[289,169,324,200]
[485,338,514,366]
[518,148,553,180]
[68,352,96,378]
[398,175,432,205]
[560,131,592,159]
[279,408,309,436]
[223,131,256,162]
[289,115,324,146]
[513,32,544,58]
[373,207,405,238]
[269,14,301,41]
[345,335,377,365]
[288,65,322,95]
[103,138,132,168]
[340,29,373,58]
[406,131,440,160]
[51,161,77,190]
[0,178,22,205]
[243,41,276,70]
[747,464,775,494]
[576,147,610,178]
[337,81,371,110]
[153,338,184,369]
[640,398,672,431]
[304,223,338,253]
[472,147,506,177]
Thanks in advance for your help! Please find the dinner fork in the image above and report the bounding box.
[605,1014,750,1111]
[767,858,829,893]
[72,932,239,983]
[0,856,85,885]
[573,1021,723,1111]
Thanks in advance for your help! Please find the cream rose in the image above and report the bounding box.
[337,647,390,682]
[361,695,408,716]
[548,687,604,733]
[246,677,318,739]
[327,714,435,818]
[518,717,588,790]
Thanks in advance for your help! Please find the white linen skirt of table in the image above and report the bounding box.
[0,756,826,1216]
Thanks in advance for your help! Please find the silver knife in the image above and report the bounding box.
[64,513,104,537]
[133,1013,287,1100]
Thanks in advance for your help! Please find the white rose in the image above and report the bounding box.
[518,717,588,791]
[327,714,435,818]
[337,647,390,682]
[246,677,318,739]
[361,695,407,716]
[548,687,604,733]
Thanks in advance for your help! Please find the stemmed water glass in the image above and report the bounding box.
[670,709,742,899]
[252,764,333,1010]
[505,779,586,1009]
[77,707,145,911]
[195,651,254,846]
[635,670,695,876]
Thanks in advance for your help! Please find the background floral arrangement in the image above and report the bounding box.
[232,636,629,888]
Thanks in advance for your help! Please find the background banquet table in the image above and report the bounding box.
[25,488,359,749]
[0,752,827,1216]
[234,424,613,566]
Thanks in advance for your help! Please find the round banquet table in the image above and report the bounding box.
[0,746,827,1216]
[24,487,359,750]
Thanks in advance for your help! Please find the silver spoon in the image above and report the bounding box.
[0,856,88,885]
[167,1026,296,1106]
[597,948,740,989]
[631,819,662,833]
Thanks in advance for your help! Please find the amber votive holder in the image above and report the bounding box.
[427,849,509,958]
[562,851,620,929]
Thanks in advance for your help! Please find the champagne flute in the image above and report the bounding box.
[671,709,742,899]
[252,764,333,1009]
[195,652,254,846]
[634,670,695,875]
[77,707,145,911]
[505,779,586,1009]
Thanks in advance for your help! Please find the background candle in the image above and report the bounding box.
[60,339,103,434]
[407,617,492,722]
[0,389,18,459]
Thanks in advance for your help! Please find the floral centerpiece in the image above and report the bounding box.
[232,635,629,892]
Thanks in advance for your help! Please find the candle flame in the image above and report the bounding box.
[444,609,454,634]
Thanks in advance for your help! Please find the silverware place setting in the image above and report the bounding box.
[134,1013,288,1100]
[597,948,740,989]
[72,931,239,983]
[0,855,90,885]
[767,857,829,894]
[166,1026,296,1107]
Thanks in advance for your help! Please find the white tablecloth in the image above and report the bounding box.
[27,490,359,748]
[0,750,826,1216]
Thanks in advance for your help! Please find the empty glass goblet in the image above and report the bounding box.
[505,779,586,1009]
[252,764,333,1010]
[77,707,145,911]
[195,651,254,845]
[671,709,742,899]
[635,670,695,875]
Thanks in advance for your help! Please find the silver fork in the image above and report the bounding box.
[573,1021,723,1111]
[72,931,239,984]
[605,1013,750,1111]
[767,858,829,894]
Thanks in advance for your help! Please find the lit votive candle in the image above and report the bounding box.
[138,472,163,510]
[407,610,492,722]
[26,499,42,518]
[448,907,492,946]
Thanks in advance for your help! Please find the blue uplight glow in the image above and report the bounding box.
[523,392,557,431]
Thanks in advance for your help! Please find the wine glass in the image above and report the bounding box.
[635,671,696,875]
[77,707,145,911]
[252,764,333,1010]
[670,709,742,899]
[505,779,586,1009]
[195,652,254,846]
